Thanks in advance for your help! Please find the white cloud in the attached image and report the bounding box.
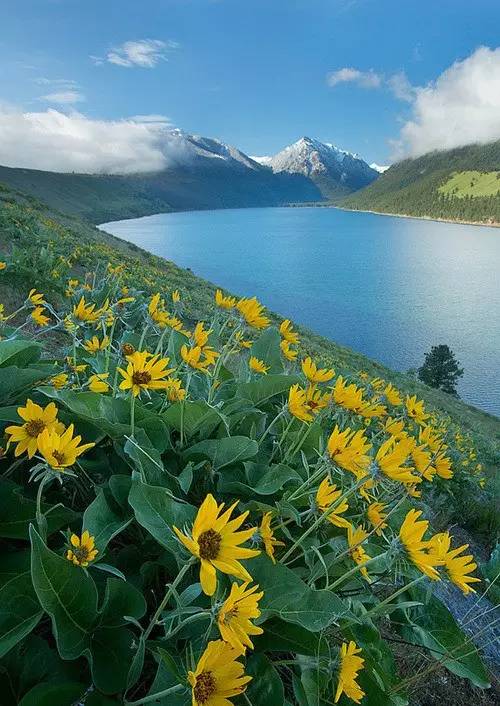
[386,71,414,102]
[94,39,179,68]
[395,46,500,158]
[326,67,382,88]
[0,107,190,174]
[39,90,86,105]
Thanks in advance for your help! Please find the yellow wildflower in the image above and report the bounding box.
[316,477,350,528]
[428,532,480,594]
[118,350,173,397]
[217,582,264,654]
[173,494,259,596]
[279,318,299,345]
[280,338,298,361]
[83,335,110,353]
[249,356,269,374]
[31,307,50,327]
[334,641,365,704]
[5,400,63,459]
[236,296,270,329]
[398,509,442,580]
[259,512,284,564]
[347,524,371,580]
[366,502,388,535]
[38,424,95,469]
[288,384,314,422]
[66,531,98,567]
[88,373,110,393]
[188,640,251,706]
[215,289,237,310]
[405,395,430,425]
[50,373,69,389]
[302,357,335,383]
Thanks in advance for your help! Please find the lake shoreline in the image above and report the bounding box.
[331,204,500,229]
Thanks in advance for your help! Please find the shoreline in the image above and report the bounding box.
[332,204,500,229]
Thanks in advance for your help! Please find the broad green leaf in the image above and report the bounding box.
[128,478,196,554]
[83,486,132,554]
[124,429,179,489]
[0,572,43,658]
[0,479,77,540]
[245,653,285,706]
[29,525,98,659]
[250,555,352,631]
[0,367,50,404]
[90,626,135,694]
[397,592,490,688]
[0,339,42,368]
[218,462,302,497]
[163,400,223,439]
[18,682,85,706]
[254,618,328,656]
[99,577,146,628]
[237,373,301,406]
[250,327,284,374]
[183,435,258,470]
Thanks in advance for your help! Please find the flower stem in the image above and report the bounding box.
[130,393,136,439]
[142,559,195,642]
[124,683,184,706]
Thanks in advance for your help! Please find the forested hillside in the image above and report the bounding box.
[342,140,500,224]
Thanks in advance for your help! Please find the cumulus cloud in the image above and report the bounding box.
[39,91,85,105]
[327,67,382,88]
[93,39,179,68]
[0,107,191,174]
[395,46,500,157]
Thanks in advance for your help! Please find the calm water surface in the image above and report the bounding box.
[101,208,500,416]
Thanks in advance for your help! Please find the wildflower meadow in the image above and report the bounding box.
[0,256,494,706]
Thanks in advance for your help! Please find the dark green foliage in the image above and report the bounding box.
[342,140,500,224]
[418,344,464,396]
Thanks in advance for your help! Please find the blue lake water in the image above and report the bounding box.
[101,207,500,416]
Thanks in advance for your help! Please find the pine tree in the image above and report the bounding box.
[418,345,464,397]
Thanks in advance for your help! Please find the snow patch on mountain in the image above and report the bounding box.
[370,162,390,173]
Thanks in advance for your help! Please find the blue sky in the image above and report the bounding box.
[1,0,500,167]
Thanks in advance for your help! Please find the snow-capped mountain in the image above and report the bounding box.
[370,162,390,173]
[255,137,379,199]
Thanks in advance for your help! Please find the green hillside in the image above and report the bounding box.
[342,141,500,224]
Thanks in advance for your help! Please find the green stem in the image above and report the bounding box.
[363,575,425,618]
[269,415,295,463]
[35,473,50,541]
[259,408,286,445]
[283,422,312,464]
[130,393,136,439]
[329,551,388,590]
[142,559,195,642]
[125,683,184,706]
[163,611,210,639]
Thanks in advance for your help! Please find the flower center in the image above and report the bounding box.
[194,671,216,704]
[198,529,222,560]
[52,450,66,465]
[132,370,152,386]
[122,343,135,356]
[25,419,46,437]
[307,400,319,410]
[73,545,90,562]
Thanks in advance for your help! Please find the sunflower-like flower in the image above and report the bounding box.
[374,436,421,485]
[366,501,388,535]
[173,494,259,596]
[118,350,173,396]
[288,384,314,422]
[181,344,218,372]
[316,477,350,528]
[383,383,403,406]
[72,296,101,323]
[304,384,330,413]
[280,338,298,361]
[38,424,95,469]
[5,400,63,458]
[347,524,371,580]
[83,335,110,353]
[259,512,284,563]
[192,322,212,348]
[215,289,237,310]
[0,261,7,271]
[301,357,335,384]
[327,425,371,476]
[428,532,480,594]
[435,453,453,479]
[334,641,365,704]
[28,288,46,307]
[411,443,436,481]
[50,372,69,389]
[236,296,270,329]
[398,509,442,580]
[31,307,50,327]
[217,582,264,654]
[279,318,299,345]
[164,378,186,401]
[88,373,110,393]
[188,640,251,706]
[66,530,98,567]
[405,395,430,425]
[249,356,269,374]
[172,289,181,303]
[333,376,365,414]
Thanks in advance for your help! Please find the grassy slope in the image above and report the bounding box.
[439,171,500,198]
[1,181,498,462]
[342,141,500,224]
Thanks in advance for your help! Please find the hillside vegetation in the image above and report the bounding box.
[342,141,500,224]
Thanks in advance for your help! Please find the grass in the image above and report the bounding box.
[439,171,500,199]
[1,180,499,471]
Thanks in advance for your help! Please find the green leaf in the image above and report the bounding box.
[0,572,43,658]
[29,525,98,659]
[83,486,132,554]
[90,626,135,694]
[183,435,258,470]
[250,555,352,631]
[99,577,146,628]
[128,478,196,554]
[244,653,285,706]
[0,479,77,540]
[0,339,42,368]
[254,618,327,656]
[18,682,85,706]
[250,327,284,374]
[124,429,179,489]
[397,592,490,688]
[218,462,301,497]
[237,373,301,406]
[163,400,223,439]
[0,367,50,404]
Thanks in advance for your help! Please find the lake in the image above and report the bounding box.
[101,207,500,416]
